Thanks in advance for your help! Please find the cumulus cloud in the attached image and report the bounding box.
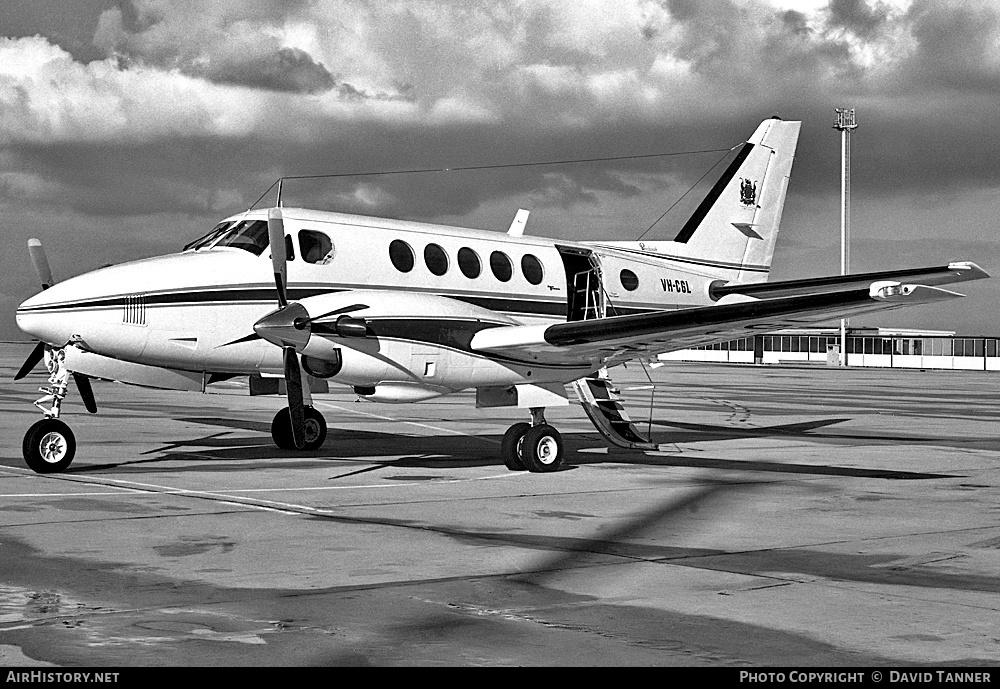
[3,1,1000,230]
[6,0,1000,339]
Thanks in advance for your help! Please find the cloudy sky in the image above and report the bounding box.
[3,0,1000,339]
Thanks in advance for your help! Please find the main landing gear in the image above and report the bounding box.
[500,407,564,473]
[271,406,328,451]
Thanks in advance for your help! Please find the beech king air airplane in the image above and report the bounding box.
[13,118,990,474]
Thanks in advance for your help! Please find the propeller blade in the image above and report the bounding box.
[267,208,288,308]
[14,341,45,380]
[284,347,306,450]
[27,238,54,289]
[73,372,98,414]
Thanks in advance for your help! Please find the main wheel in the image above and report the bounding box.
[271,407,327,451]
[500,422,530,471]
[23,419,76,473]
[520,424,564,473]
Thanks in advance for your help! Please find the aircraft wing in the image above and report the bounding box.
[470,267,987,367]
[711,261,988,299]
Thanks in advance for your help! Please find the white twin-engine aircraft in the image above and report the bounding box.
[14,118,989,474]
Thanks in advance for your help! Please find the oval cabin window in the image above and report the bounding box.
[490,251,513,282]
[521,254,544,285]
[458,247,481,278]
[620,269,639,291]
[424,243,449,276]
[389,239,415,273]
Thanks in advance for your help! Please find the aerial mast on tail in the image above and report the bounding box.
[834,108,858,366]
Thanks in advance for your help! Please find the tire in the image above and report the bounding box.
[272,407,327,451]
[271,408,295,450]
[500,422,530,471]
[520,424,564,473]
[23,419,76,473]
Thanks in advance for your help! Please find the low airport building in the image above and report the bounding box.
[659,327,1000,371]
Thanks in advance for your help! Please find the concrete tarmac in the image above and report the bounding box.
[1,342,999,667]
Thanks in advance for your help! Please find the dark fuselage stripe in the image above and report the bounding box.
[16,286,658,319]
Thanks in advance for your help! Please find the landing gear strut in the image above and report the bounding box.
[271,406,327,451]
[499,407,564,473]
[22,347,78,473]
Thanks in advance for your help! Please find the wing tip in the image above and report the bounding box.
[947,261,990,279]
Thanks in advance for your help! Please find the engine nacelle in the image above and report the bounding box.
[291,289,531,390]
[355,382,452,403]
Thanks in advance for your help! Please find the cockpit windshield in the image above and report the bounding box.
[182,220,270,256]
[183,221,232,251]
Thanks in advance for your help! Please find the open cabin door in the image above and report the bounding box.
[556,245,604,322]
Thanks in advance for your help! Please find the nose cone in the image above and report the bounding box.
[254,303,311,350]
[16,283,79,346]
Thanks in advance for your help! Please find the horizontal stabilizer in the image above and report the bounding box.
[507,209,530,236]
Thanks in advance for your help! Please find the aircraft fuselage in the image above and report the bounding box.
[16,206,750,399]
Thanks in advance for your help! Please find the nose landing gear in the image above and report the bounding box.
[21,346,78,473]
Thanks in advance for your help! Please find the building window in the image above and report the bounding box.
[620,269,639,291]
[521,254,544,285]
[490,251,513,282]
[424,243,449,276]
[389,239,415,273]
[458,247,481,278]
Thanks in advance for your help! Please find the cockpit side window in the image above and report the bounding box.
[183,221,233,251]
[299,230,334,264]
[213,220,270,256]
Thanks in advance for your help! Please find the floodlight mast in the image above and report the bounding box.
[834,108,858,366]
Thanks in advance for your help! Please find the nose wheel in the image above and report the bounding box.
[23,418,76,473]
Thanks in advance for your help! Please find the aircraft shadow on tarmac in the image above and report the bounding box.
[313,478,1000,666]
[57,414,956,481]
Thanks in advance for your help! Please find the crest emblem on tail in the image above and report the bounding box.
[739,178,757,206]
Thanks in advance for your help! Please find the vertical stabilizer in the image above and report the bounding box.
[675,118,800,283]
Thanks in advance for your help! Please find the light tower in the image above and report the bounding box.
[834,108,857,366]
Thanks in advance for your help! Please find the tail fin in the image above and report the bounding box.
[674,117,800,283]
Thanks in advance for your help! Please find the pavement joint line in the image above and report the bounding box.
[5,472,560,519]
[316,401,502,445]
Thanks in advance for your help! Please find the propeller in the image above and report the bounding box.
[258,207,307,449]
[254,208,372,447]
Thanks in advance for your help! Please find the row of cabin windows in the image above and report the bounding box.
[389,239,546,285]
[189,222,648,291]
